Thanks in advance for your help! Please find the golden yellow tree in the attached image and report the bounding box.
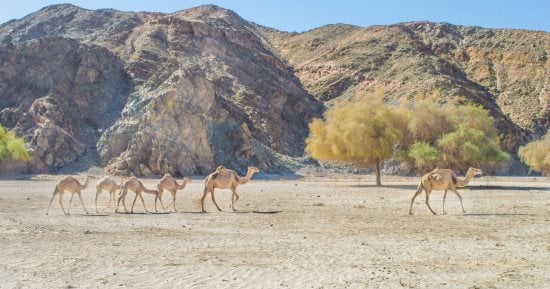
[306,88,409,186]
[518,130,550,176]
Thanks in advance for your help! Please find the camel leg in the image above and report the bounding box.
[95,189,101,213]
[210,189,222,211]
[171,191,177,212]
[425,191,437,215]
[230,189,239,211]
[122,192,129,213]
[77,192,89,214]
[138,192,149,213]
[107,190,114,208]
[45,192,58,215]
[158,191,167,211]
[409,190,422,215]
[200,188,209,213]
[442,190,448,214]
[452,189,466,213]
[59,193,68,215]
[115,189,126,213]
[67,193,75,214]
[130,192,139,213]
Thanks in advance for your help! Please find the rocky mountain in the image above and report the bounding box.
[258,23,549,154]
[0,4,547,175]
[0,4,323,176]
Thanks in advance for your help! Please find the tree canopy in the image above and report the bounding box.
[402,99,509,172]
[306,88,510,185]
[518,130,550,176]
[306,88,409,185]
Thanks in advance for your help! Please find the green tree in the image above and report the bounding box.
[0,125,31,161]
[306,88,409,186]
[518,130,550,176]
[405,101,509,171]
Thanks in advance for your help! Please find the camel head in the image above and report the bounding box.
[183,177,192,184]
[248,166,260,175]
[467,167,483,177]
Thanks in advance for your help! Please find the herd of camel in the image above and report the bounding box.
[44,165,483,216]
[45,166,260,215]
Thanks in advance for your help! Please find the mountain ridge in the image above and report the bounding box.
[0,4,548,175]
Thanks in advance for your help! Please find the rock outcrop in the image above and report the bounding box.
[0,4,322,175]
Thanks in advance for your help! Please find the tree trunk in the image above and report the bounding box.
[375,160,381,186]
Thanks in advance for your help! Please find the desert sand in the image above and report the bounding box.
[0,175,548,289]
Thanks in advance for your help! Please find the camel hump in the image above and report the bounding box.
[216,166,228,173]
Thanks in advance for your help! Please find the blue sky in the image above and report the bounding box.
[1,0,549,32]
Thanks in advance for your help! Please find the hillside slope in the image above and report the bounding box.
[0,4,323,175]
[259,23,549,156]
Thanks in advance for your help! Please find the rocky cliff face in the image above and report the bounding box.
[0,4,322,176]
[0,4,547,175]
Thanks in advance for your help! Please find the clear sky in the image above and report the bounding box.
[1,0,549,32]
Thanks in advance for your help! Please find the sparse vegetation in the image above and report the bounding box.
[0,125,30,161]
[518,130,550,176]
[307,88,509,181]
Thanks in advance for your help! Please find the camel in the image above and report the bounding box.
[200,166,260,212]
[115,177,160,214]
[157,174,192,212]
[409,167,483,215]
[95,176,124,213]
[45,175,91,215]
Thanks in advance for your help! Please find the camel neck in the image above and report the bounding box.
[81,177,90,189]
[238,170,254,185]
[457,170,475,187]
[177,179,188,190]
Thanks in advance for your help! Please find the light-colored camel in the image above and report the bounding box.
[115,177,160,214]
[200,166,260,212]
[157,174,192,212]
[45,176,91,215]
[409,167,483,215]
[95,176,124,213]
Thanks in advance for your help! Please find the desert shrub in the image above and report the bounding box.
[0,125,31,161]
[518,130,550,176]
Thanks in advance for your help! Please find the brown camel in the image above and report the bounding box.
[200,166,260,212]
[45,176,91,215]
[157,174,192,212]
[115,177,159,214]
[409,167,483,215]
[95,176,124,213]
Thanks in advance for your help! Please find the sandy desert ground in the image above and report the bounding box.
[0,175,548,289]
